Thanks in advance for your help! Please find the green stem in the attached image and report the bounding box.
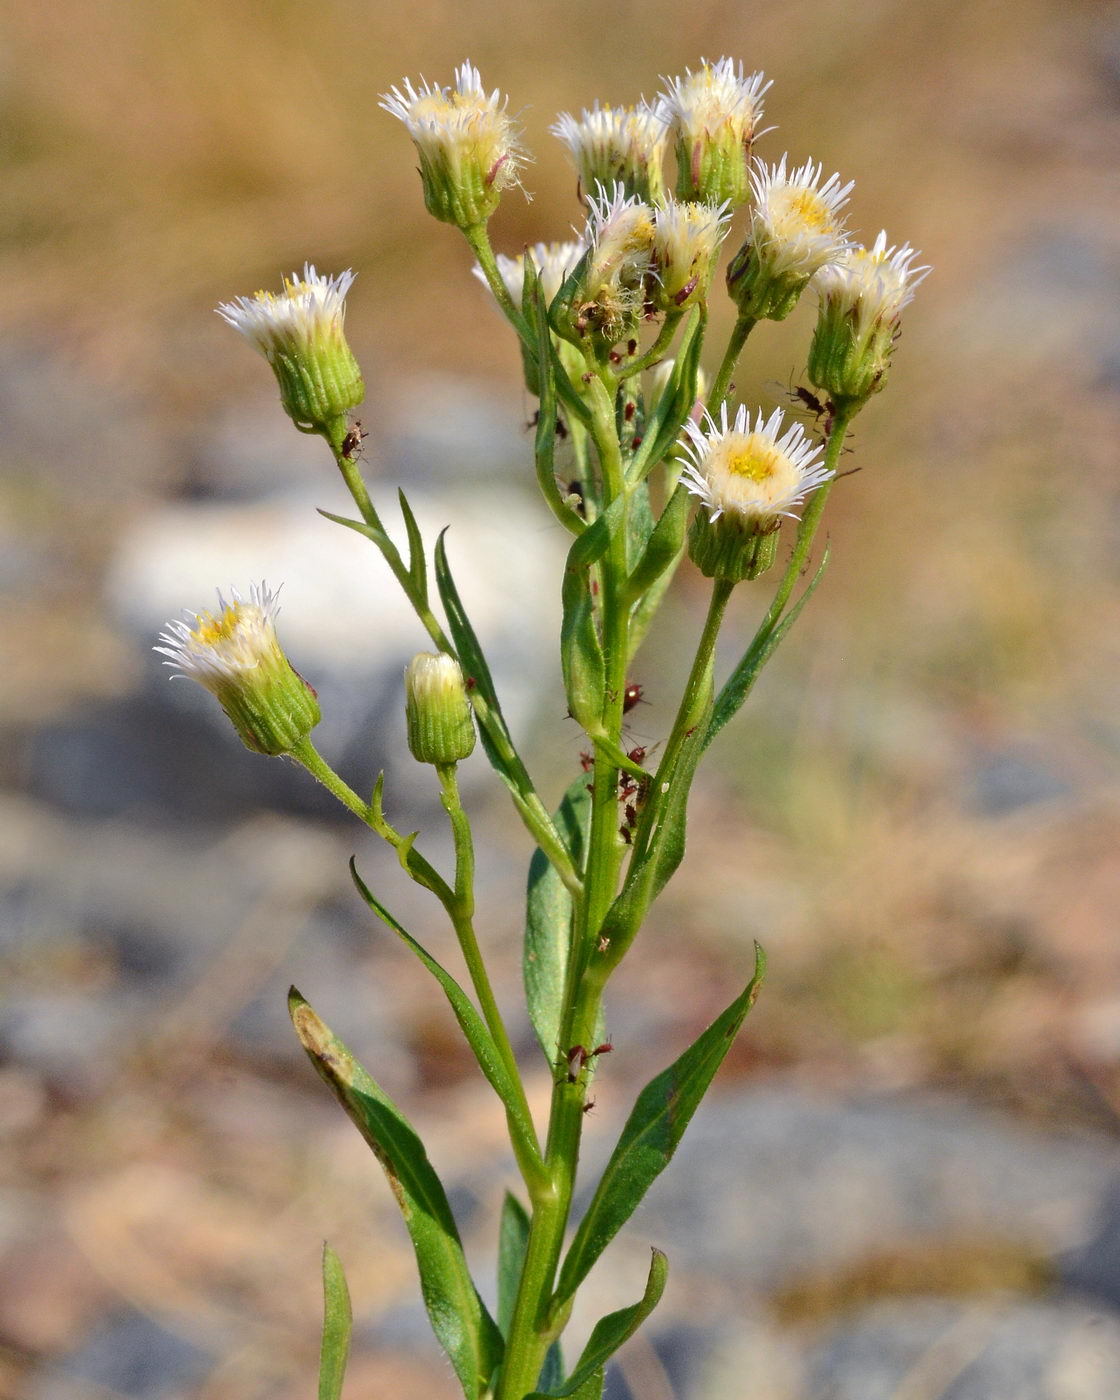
[755,406,853,634]
[706,313,757,412]
[464,222,532,342]
[435,763,545,1189]
[495,364,633,1400]
[613,312,683,381]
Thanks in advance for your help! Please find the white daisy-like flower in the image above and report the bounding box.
[380,61,525,227]
[808,230,930,404]
[156,583,320,754]
[475,239,586,308]
[649,199,732,310]
[550,101,667,203]
[678,404,832,523]
[216,265,363,430]
[748,156,854,280]
[658,58,772,206]
[561,183,655,340]
[812,230,930,327]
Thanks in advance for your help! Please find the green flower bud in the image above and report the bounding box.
[726,156,854,322]
[217,265,363,434]
[556,185,654,349]
[156,583,320,755]
[678,404,833,582]
[404,652,476,766]
[808,231,930,410]
[658,58,770,208]
[380,63,524,230]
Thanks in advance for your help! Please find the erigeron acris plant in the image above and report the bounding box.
[158,56,927,1400]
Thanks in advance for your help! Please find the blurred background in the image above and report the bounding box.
[3,0,1120,1396]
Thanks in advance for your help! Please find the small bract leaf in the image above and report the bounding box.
[318,1242,351,1400]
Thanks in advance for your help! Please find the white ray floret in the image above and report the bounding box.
[678,404,833,523]
[216,265,356,357]
[658,57,771,141]
[155,582,285,692]
[812,229,930,325]
[550,101,667,201]
[748,156,854,279]
[650,198,732,307]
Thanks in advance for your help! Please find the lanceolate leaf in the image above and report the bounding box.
[536,1250,668,1397]
[527,1370,603,1400]
[349,861,540,1161]
[318,1242,351,1400]
[628,307,704,484]
[704,543,831,750]
[525,776,591,1061]
[398,488,429,604]
[289,990,503,1398]
[556,948,766,1303]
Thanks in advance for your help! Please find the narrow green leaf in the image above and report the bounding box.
[556,948,765,1303]
[525,776,591,1060]
[560,549,606,734]
[289,989,503,1398]
[626,483,689,604]
[497,1191,530,1338]
[704,543,830,750]
[318,1242,351,1400]
[318,508,393,552]
[543,1250,668,1396]
[624,478,655,573]
[398,489,429,604]
[525,260,586,534]
[349,861,540,1165]
[627,308,704,484]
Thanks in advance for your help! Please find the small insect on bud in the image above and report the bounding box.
[216,266,363,436]
[404,652,477,766]
[726,156,854,323]
[155,583,320,756]
[555,183,655,348]
[657,58,771,208]
[679,405,833,582]
[550,101,668,205]
[808,231,930,410]
[380,62,525,230]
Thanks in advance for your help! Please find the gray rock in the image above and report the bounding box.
[27,1305,212,1400]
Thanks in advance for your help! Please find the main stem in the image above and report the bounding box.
[496,367,632,1400]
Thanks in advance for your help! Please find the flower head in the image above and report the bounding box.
[808,231,930,406]
[658,58,771,207]
[679,405,831,581]
[216,265,363,432]
[404,652,476,765]
[727,156,853,321]
[649,199,731,311]
[155,583,320,755]
[380,61,524,228]
[550,101,667,204]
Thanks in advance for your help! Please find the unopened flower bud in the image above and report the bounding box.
[551,102,667,205]
[404,652,476,766]
[679,405,832,582]
[808,231,930,408]
[156,583,320,755]
[658,58,771,208]
[727,156,853,322]
[380,62,524,229]
[649,199,731,312]
[217,265,363,434]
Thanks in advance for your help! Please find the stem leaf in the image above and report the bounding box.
[289,989,503,1398]
[704,542,830,750]
[497,1191,531,1338]
[398,488,429,604]
[556,947,765,1303]
[349,861,540,1166]
[626,482,689,604]
[525,776,591,1061]
[536,1249,668,1396]
[528,1371,602,1400]
[318,1242,352,1400]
